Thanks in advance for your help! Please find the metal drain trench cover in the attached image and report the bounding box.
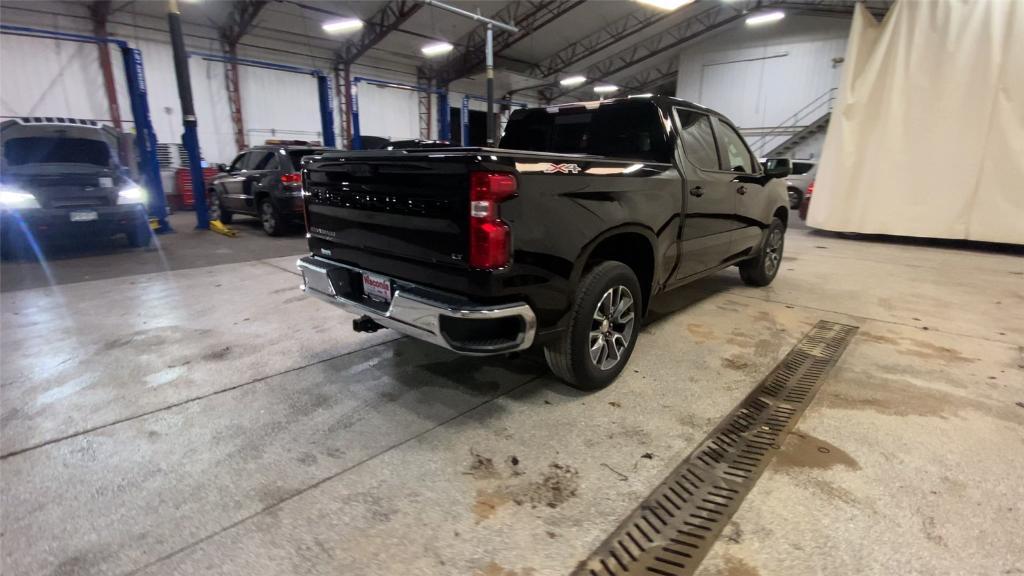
[572,320,859,576]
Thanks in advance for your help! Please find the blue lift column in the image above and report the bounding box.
[167,0,209,229]
[121,46,172,233]
[316,73,336,148]
[437,88,450,142]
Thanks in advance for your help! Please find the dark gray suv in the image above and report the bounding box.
[208,143,330,236]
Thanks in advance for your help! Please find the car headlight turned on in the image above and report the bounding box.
[117,185,146,205]
[0,188,41,210]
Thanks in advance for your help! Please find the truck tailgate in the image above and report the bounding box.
[303,153,470,269]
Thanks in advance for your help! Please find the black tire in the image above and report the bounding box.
[787,187,803,210]
[544,261,642,391]
[739,217,785,287]
[259,197,283,236]
[209,190,232,224]
[126,219,152,248]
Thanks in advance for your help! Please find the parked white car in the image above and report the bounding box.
[763,158,817,208]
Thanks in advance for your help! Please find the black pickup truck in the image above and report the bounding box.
[297,96,789,389]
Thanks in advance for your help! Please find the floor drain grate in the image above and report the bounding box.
[572,320,858,576]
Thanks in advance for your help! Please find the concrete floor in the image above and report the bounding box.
[1,211,308,292]
[1,218,1022,576]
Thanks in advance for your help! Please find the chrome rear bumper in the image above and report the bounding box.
[297,256,536,355]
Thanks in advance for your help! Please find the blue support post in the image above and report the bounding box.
[316,73,336,147]
[437,88,450,142]
[121,47,172,232]
[350,79,362,150]
[461,96,470,147]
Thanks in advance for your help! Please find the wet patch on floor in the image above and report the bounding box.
[717,554,761,576]
[475,560,537,576]
[774,431,861,471]
[857,331,978,364]
[819,369,1024,427]
[687,323,717,343]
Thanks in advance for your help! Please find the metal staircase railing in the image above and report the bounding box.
[748,87,837,156]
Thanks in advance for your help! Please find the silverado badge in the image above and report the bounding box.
[544,163,581,174]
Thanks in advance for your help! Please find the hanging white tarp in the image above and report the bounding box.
[808,0,1023,244]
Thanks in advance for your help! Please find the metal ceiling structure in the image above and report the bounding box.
[67,0,891,105]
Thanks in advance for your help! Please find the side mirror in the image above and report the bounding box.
[217,163,228,173]
[765,164,790,179]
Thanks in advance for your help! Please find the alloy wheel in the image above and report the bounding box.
[764,228,784,276]
[261,202,275,234]
[589,285,636,371]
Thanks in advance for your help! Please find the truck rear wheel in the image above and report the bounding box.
[544,261,642,391]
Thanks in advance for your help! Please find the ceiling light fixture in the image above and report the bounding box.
[746,11,785,26]
[421,41,454,57]
[635,0,696,11]
[322,18,364,34]
[593,85,619,94]
[559,75,586,87]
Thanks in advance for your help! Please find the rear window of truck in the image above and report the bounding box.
[499,101,670,163]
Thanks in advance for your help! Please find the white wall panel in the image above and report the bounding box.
[354,83,419,141]
[239,66,322,148]
[0,34,112,122]
[675,15,849,135]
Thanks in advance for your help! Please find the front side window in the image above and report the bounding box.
[229,152,249,172]
[717,122,755,173]
[675,109,719,171]
[245,151,275,171]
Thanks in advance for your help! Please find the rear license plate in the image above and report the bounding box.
[69,210,98,222]
[362,272,392,303]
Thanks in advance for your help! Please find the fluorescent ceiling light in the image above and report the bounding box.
[559,75,586,87]
[322,18,364,33]
[746,11,785,25]
[421,41,454,57]
[635,0,695,11]
[593,85,618,94]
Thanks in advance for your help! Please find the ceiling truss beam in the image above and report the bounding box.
[337,0,422,65]
[544,0,772,101]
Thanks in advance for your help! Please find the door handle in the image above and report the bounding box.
[736,185,747,195]
[689,186,704,197]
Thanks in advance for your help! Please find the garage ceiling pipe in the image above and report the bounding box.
[420,0,517,146]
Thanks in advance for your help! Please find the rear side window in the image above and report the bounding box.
[716,122,754,173]
[675,109,719,171]
[499,101,670,163]
[792,162,815,175]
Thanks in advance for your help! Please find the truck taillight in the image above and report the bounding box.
[468,172,517,270]
[806,180,815,197]
[281,172,302,185]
